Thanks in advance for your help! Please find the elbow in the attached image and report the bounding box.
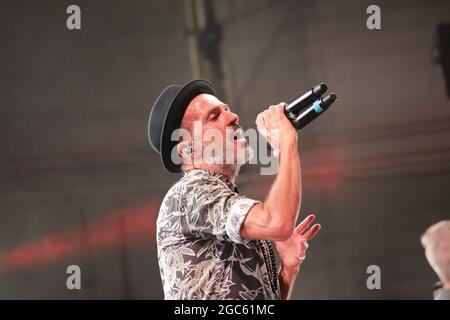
[277,224,294,240]
[270,220,294,241]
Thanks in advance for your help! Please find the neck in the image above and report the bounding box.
[182,163,237,183]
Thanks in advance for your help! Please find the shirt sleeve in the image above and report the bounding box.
[182,179,260,244]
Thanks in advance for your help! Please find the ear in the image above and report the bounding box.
[177,140,191,159]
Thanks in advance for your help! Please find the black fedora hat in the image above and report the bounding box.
[148,79,216,173]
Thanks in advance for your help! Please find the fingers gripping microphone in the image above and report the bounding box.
[285,83,337,130]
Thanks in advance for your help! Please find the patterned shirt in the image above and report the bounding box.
[156,169,280,300]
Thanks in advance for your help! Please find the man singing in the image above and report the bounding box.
[148,79,321,300]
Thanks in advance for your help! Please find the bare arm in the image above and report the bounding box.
[241,103,301,241]
[279,265,299,300]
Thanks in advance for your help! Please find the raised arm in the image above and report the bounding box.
[241,103,301,241]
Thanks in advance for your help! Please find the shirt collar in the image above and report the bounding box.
[183,169,239,192]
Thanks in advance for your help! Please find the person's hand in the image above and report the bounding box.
[274,214,321,270]
[256,103,298,156]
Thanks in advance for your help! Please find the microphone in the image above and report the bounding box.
[264,83,337,154]
[284,83,337,130]
[292,93,337,130]
[285,83,328,116]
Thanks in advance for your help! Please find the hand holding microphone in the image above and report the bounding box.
[256,102,298,157]
[257,83,337,155]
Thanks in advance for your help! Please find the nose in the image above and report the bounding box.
[228,111,239,126]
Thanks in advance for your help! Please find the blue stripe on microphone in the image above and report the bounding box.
[313,100,324,113]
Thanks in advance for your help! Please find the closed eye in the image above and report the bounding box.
[208,112,219,121]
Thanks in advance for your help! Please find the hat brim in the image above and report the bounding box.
[160,79,215,173]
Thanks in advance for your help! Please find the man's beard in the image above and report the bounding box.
[194,138,254,178]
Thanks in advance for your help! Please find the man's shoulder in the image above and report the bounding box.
[163,171,217,200]
[175,170,225,190]
[158,171,223,222]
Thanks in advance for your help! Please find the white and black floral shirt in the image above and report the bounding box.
[156,169,280,300]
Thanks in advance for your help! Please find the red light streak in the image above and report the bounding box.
[0,201,158,272]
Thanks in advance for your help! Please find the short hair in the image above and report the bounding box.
[421,220,450,282]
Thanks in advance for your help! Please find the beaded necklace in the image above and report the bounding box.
[259,240,279,297]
